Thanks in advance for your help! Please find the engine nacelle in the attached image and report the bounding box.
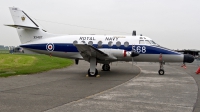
[99,49,139,58]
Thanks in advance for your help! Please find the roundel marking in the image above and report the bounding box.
[46,43,54,51]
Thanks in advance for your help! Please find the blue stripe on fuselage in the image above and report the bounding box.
[20,43,180,55]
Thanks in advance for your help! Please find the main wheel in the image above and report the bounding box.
[102,64,110,71]
[158,69,165,75]
[88,68,98,77]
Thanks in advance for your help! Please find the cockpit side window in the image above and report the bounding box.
[145,40,151,45]
[139,40,145,44]
[150,40,156,44]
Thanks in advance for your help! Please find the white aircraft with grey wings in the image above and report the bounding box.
[5,7,194,77]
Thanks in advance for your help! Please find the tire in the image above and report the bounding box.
[88,68,98,77]
[102,64,110,71]
[158,69,165,75]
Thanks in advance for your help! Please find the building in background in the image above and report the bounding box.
[0,45,5,50]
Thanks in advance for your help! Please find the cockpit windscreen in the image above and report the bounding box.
[150,40,157,45]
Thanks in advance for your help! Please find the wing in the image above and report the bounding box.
[75,44,117,61]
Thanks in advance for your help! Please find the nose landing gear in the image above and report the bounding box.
[158,53,165,75]
[158,61,165,75]
[158,69,164,75]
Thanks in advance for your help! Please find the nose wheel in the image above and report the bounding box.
[158,61,165,75]
[158,69,164,75]
[102,64,110,71]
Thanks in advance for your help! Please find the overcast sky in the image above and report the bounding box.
[0,0,199,49]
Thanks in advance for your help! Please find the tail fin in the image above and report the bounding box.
[6,7,59,44]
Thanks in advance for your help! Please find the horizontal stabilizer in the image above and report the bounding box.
[5,24,39,29]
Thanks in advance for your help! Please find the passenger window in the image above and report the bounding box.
[108,41,113,47]
[73,40,78,45]
[116,41,121,47]
[139,40,145,44]
[124,41,129,47]
[145,40,151,45]
[88,41,93,46]
[98,41,102,47]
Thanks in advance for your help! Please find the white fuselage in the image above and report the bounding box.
[20,35,183,64]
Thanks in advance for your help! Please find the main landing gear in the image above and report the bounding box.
[102,64,110,71]
[158,61,165,75]
[87,58,111,77]
[87,58,99,77]
[88,68,98,77]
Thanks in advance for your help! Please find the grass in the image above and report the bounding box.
[0,54,73,77]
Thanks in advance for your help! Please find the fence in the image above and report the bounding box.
[0,50,9,54]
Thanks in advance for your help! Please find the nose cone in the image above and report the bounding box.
[183,54,194,63]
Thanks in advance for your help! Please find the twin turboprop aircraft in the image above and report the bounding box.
[6,7,194,77]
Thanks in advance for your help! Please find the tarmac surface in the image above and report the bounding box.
[0,60,200,112]
[0,61,140,112]
[169,60,200,112]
